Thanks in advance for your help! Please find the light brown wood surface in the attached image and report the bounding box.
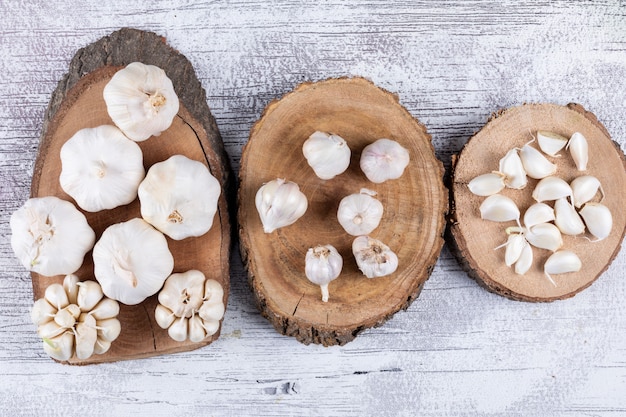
[450,103,626,301]
[239,77,447,345]
[30,29,231,364]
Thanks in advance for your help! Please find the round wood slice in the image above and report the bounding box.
[450,103,626,302]
[30,28,231,364]
[238,77,448,346]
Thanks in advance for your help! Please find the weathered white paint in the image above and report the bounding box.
[1,1,625,416]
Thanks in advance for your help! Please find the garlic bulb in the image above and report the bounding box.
[359,138,410,183]
[468,172,506,196]
[10,196,95,277]
[352,236,398,278]
[499,149,527,189]
[305,245,343,302]
[537,131,568,157]
[255,178,308,233]
[567,132,589,171]
[155,270,225,342]
[579,202,612,241]
[337,189,384,236]
[479,194,520,223]
[570,175,603,208]
[31,274,121,361]
[302,131,351,180]
[544,250,582,285]
[554,197,585,236]
[103,62,180,141]
[519,143,557,179]
[138,155,221,240]
[93,218,174,305]
[59,125,145,212]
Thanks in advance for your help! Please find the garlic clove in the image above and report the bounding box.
[31,298,56,326]
[532,176,572,203]
[103,62,180,142]
[76,280,104,312]
[468,172,506,196]
[198,300,226,322]
[89,298,120,321]
[75,313,97,360]
[188,314,207,343]
[337,189,384,236]
[255,178,308,233]
[63,274,80,305]
[168,317,188,342]
[93,338,112,355]
[479,194,520,223]
[579,202,613,241]
[45,283,70,311]
[54,306,78,329]
[352,236,399,278]
[302,131,351,180]
[515,242,533,275]
[202,318,221,337]
[204,279,225,303]
[554,197,585,236]
[544,250,582,284]
[359,138,410,183]
[42,331,74,362]
[519,143,557,179]
[503,233,526,267]
[570,175,603,208]
[305,244,343,302]
[525,223,563,252]
[537,131,568,157]
[155,305,176,329]
[499,149,527,189]
[95,318,122,343]
[523,202,555,228]
[567,132,589,171]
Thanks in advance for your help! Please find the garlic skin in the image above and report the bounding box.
[155,270,225,342]
[302,131,351,180]
[519,143,557,179]
[93,218,174,305]
[544,250,582,285]
[554,197,585,236]
[10,196,95,277]
[337,189,384,236]
[103,62,179,141]
[570,175,603,208]
[352,236,398,278]
[567,132,589,171]
[305,245,343,302]
[479,194,520,223]
[499,149,527,189]
[255,178,308,233]
[60,125,145,212]
[532,176,572,203]
[579,202,613,241]
[359,138,410,183]
[32,275,121,361]
[537,131,568,157]
[523,202,555,228]
[468,172,506,196]
[139,155,221,240]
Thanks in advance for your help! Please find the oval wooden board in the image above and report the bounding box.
[238,77,448,346]
[450,103,626,302]
[30,28,231,364]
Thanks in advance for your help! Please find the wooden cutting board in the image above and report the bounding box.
[30,28,231,364]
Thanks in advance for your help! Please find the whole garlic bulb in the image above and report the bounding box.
[360,138,410,183]
[337,189,384,236]
[103,62,180,141]
[305,245,343,302]
[302,131,351,180]
[255,178,308,233]
[138,155,221,240]
[60,125,145,212]
[31,274,121,361]
[155,270,225,343]
[352,236,399,278]
[93,218,174,305]
[10,196,95,277]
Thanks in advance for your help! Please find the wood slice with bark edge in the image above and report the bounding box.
[449,103,626,302]
[238,77,448,346]
[30,28,231,364]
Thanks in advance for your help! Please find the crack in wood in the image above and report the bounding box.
[292,293,305,316]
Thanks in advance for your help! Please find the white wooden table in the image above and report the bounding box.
[1,2,625,416]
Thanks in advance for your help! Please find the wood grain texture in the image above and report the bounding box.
[1,1,626,416]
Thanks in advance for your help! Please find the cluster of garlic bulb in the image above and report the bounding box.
[155,270,225,342]
[31,274,121,361]
[468,130,613,284]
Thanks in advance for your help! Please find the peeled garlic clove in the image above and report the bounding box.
[571,175,603,208]
[42,331,74,362]
[302,131,351,180]
[525,223,563,252]
[532,176,572,203]
[352,236,398,278]
[337,189,384,236]
[579,202,613,241]
[523,202,555,228]
[155,304,176,329]
[103,62,180,142]
[499,149,527,189]
[544,250,582,283]
[479,194,520,223]
[168,317,188,342]
[567,132,589,171]
[515,242,533,275]
[519,143,557,179]
[537,131,568,156]
[255,178,308,233]
[31,298,56,326]
[554,197,585,236]
[468,172,506,196]
[359,138,410,183]
[188,314,207,343]
[504,233,526,267]
[305,244,343,302]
